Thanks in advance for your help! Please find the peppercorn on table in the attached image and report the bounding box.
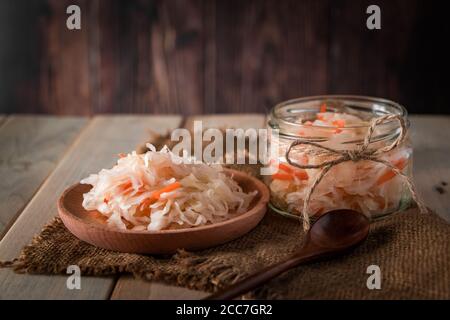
[0,114,449,299]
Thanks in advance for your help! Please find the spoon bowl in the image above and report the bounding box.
[308,209,370,250]
[206,209,370,300]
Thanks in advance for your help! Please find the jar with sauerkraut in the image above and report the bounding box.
[266,96,414,223]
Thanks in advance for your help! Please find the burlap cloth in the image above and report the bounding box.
[1,135,450,299]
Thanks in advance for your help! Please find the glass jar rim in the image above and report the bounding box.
[270,95,408,130]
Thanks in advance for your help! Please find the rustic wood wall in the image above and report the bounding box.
[0,0,448,115]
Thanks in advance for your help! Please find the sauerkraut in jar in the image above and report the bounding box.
[266,96,413,221]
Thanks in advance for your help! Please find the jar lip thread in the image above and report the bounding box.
[271,95,408,130]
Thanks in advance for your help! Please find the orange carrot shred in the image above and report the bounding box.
[118,153,127,158]
[332,119,346,128]
[320,103,327,113]
[141,182,181,208]
[140,198,152,209]
[376,158,407,186]
[294,170,309,180]
[278,163,294,174]
[272,173,294,181]
[151,182,181,200]
[120,181,132,190]
[273,163,308,181]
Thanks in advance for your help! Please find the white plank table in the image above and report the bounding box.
[0,114,448,299]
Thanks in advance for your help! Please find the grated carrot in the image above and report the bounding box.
[332,119,346,128]
[272,173,294,181]
[141,181,182,207]
[376,158,407,186]
[152,182,181,200]
[273,163,308,181]
[294,169,309,180]
[278,163,294,174]
[320,103,327,113]
[140,181,181,210]
[119,181,132,190]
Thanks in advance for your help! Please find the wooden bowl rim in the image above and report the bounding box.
[58,168,270,235]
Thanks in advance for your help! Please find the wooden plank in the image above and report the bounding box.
[158,0,205,115]
[111,113,266,300]
[0,115,182,299]
[214,0,329,113]
[94,0,205,115]
[111,276,208,300]
[0,1,42,113]
[94,1,164,113]
[327,0,420,102]
[325,0,448,114]
[0,115,87,237]
[38,0,94,114]
[5,0,447,116]
[409,115,450,221]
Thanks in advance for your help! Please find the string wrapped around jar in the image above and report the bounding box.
[285,114,427,230]
[266,96,427,229]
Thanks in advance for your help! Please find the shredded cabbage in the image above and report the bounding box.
[81,144,257,231]
[270,112,411,217]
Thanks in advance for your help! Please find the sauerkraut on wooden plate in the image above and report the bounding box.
[81,144,257,231]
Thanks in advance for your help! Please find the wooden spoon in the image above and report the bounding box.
[205,209,370,300]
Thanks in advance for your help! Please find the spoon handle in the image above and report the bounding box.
[204,249,317,300]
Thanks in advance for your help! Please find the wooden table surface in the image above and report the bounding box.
[0,114,449,299]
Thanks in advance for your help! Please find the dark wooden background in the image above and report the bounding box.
[0,0,448,115]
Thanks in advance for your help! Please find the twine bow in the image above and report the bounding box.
[286,114,427,230]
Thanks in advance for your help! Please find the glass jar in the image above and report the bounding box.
[266,95,412,221]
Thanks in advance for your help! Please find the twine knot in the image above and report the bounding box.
[285,114,427,230]
[346,150,360,162]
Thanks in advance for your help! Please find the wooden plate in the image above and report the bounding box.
[58,169,270,254]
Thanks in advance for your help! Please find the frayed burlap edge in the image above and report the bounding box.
[0,217,248,294]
